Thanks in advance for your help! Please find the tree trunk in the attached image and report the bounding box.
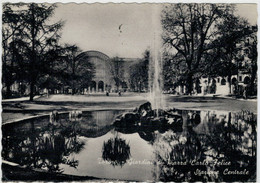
[228,74,232,95]
[186,73,193,95]
[5,83,12,99]
[72,88,76,95]
[29,82,34,101]
[249,65,257,96]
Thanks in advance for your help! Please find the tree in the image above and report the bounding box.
[36,43,66,93]
[213,14,252,94]
[162,4,235,94]
[129,50,149,92]
[110,57,125,92]
[4,3,64,101]
[2,4,25,98]
[242,27,257,96]
[60,45,95,95]
[162,52,181,91]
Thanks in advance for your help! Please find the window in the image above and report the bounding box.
[244,77,250,84]
[221,79,226,85]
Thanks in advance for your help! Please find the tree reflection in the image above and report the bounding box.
[152,111,256,182]
[102,134,131,167]
[153,129,205,182]
[2,121,85,173]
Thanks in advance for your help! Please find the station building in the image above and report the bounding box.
[75,50,140,93]
[4,50,140,96]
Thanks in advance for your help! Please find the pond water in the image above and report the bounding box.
[2,109,257,182]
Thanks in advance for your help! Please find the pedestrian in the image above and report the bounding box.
[118,90,121,96]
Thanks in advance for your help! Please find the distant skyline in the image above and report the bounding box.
[49,3,258,58]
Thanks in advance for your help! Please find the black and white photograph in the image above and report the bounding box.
[1,1,258,182]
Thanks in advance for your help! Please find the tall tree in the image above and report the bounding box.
[214,14,252,94]
[110,57,125,92]
[61,45,95,95]
[36,44,65,93]
[2,4,25,98]
[162,4,234,94]
[5,3,64,101]
[242,27,258,95]
[129,50,149,92]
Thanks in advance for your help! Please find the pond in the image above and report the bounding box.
[2,109,257,182]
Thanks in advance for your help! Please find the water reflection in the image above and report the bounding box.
[2,121,84,173]
[102,133,131,167]
[2,110,256,182]
[151,110,257,182]
[2,110,123,174]
[153,129,204,182]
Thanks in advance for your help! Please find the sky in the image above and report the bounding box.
[50,3,258,58]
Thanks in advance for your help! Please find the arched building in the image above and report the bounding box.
[175,72,253,96]
[76,50,140,93]
[4,50,141,96]
[76,51,113,93]
[197,73,252,96]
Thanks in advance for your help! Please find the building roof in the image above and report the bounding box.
[76,50,110,61]
[76,50,141,63]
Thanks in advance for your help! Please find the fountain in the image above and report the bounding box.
[113,5,187,130]
[148,4,165,111]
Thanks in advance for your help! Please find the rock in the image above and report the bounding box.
[165,112,183,123]
[113,102,184,132]
[114,112,140,127]
[138,102,152,116]
[138,131,155,142]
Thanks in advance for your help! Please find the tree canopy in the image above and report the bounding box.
[2,3,64,100]
[129,50,149,92]
[162,4,257,94]
[162,4,235,94]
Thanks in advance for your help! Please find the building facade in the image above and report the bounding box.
[3,50,140,97]
[75,50,140,93]
[175,72,253,96]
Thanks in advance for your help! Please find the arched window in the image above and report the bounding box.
[90,81,96,92]
[98,81,104,92]
[221,78,226,85]
[244,76,250,84]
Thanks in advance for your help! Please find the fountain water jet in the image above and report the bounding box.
[148,4,165,112]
